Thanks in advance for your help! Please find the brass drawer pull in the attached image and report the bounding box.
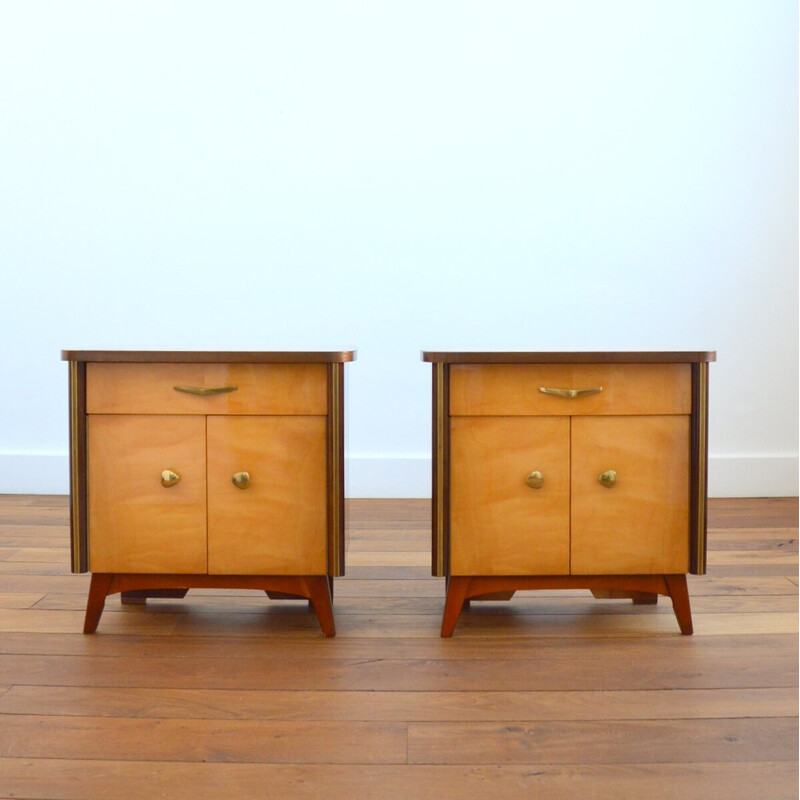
[525,471,544,489]
[232,471,251,489]
[160,470,180,488]
[173,385,238,396]
[539,386,603,398]
[598,470,617,488]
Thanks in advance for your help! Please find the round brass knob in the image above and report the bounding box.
[525,471,544,489]
[598,470,617,489]
[160,470,180,488]
[232,471,251,489]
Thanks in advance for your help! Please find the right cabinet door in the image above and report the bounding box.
[570,415,690,575]
[206,415,328,576]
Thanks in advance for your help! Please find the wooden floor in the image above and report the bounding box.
[0,496,796,799]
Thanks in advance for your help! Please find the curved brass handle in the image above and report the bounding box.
[525,471,544,489]
[173,385,238,396]
[160,469,180,488]
[232,471,250,489]
[539,386,603,398]
[598,470,617,488]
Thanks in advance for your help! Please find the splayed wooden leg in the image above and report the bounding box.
[305,576,336,637]
[665,574,693,634]
[83,573,114,634]
[441,577,471,637]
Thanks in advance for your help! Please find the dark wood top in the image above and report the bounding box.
[62,350,356,363]
[422,351,716,364]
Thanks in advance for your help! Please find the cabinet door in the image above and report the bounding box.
[87,415,208,574]
[206,416,328,575]
[570,416,690,575]
[450,416,570,575]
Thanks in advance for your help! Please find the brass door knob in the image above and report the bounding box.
[232,471,250,489]
[160,470,180,488]
[598,470,617,488]
[525,471,544,489]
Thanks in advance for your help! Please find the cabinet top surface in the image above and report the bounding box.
[62,350,356,363]
[421,351,716,364]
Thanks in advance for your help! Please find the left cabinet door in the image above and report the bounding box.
[87,415,208,574]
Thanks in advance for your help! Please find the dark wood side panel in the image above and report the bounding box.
[690,362,710,574]
[327,362,346,578]
[432,363,450,577]
[422,351,716,364]
[62,350,356,364]
[68,361,88,573]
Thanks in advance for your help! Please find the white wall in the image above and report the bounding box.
[0,1,797,498]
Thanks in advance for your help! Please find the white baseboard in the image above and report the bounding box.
[345,456,431,498]
[0,452,796,498]
[0,453,68,495]
[707,454,798,498]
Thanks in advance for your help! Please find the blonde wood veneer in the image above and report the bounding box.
[449,363,691,416]
[570,415,690,575]
[87,415,208,574]
[86,363,327,415]
[450,416,571,576]
[206,416,328,575]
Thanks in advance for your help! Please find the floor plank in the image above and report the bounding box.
[0,715,408,764]
[0,685,794,722]
[407,718,798,764]
[0,760,796,800]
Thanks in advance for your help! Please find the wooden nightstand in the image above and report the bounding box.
[63,350,354,636]
[423,351,715,636]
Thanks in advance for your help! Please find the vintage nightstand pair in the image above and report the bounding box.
[62,349,714,637]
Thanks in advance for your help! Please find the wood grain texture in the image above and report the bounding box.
[407,718,798,764]
[0,761,792,800]
[86,362,328,415]
[440,575,694,637]
[2,685,793,722]
[87,415,208,574]
[431,362,449,577]
[67,360,88,572]
[81,574,336,637]
[423,351,717,364]
[64,350,356,363]
[206,416,327,575]
[449,363,691,416]
[570,415,690,574]
[0,714,406,763]
[450,416,571,575]
[326,362,346,577]
[0,495,795,800]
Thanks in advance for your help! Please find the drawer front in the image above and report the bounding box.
[449,363,691,416]
[86,362,328,415]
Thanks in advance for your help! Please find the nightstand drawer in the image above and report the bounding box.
[449,363,691,416]
[86,362,328,415]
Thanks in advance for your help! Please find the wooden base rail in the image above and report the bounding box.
[84,573,335,637]
[441,574,692,637]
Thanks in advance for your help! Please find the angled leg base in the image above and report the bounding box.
[84,573,335,636]
[441,574,693,637]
